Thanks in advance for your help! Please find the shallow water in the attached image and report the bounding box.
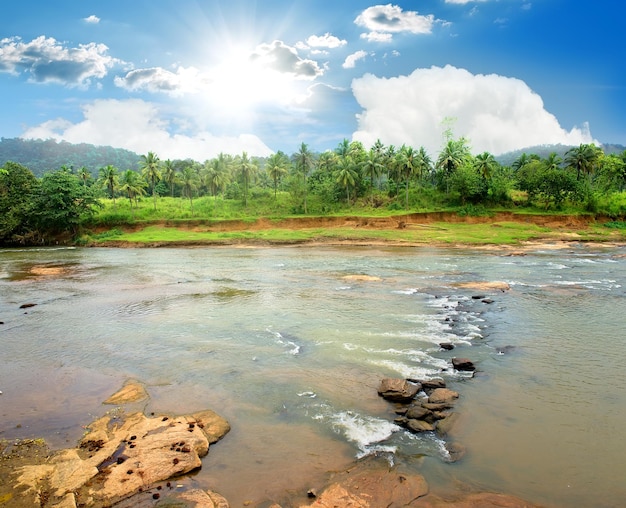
[1,244,625,507]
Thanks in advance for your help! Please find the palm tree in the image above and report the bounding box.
[564,143,600,181]
[140,151,162,210]
[395,145,419,210]
[294,142,314,214]
[266,151,289,199]
[162,159,177,197]
[436,139,471,194]
[316,151,338,173]
[474,152,498,180]
[119,170,147,213]
[237,152,257,207]
[361,148,384,199]
[415,147,433,183]
[77,167,90,187]
[98,165,119,206]
[544,152,563,171]
[334,156,358,203]
[180,166,199,214]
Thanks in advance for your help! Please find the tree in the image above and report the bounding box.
[334,156,358,203]
[293,143,314,214]
[395,145,420,209]
[237,152,257,207]
[205,153,231,200]
[0,161,39,244]
[266,151,289,199]
[361,148,384,199]
[162,159,177,197]
[119,170,147,211]
[32,168,100,237]
[180,165,200,213]
[564,143,601,181]
[436,139,471,194]
[140,151,162,210]
[77,166,91,187]
[474,152,498,181]
[98,165,119,206]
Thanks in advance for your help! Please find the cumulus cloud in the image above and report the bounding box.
[343,50,368,69]
[84,15,100,24]
[445,0,487,4]
[20,99,273,160]
[115,66,209,95]
[355,4,436,41]
[249,40,323,79]
[360,32,393,43]
[305,33,347,49]
[0,35,120,86]
[351,65,596,156]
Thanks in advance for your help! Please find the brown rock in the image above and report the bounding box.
[428,388,459,404]
[406,419,435,433]
[452,358,475,372]
[445,442,466,462]
[103,380,149,404]
[406,405,432,420]
[301,466,429,507]
[453,281,510,291]
[378,378,420,403]
[436,412,461,437]
[420,379,446,390]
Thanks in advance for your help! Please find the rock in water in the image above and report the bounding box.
[377,378,420,402]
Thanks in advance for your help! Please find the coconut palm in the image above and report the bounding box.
[334,156,358,203]
[564,143,601,181]
[98,165,119,206]
[316,151,338,173]
[474,152,498,180]
[180,166,199,214]
[436,139,471,194]
[266,151,290,199]
[395,145,420,209]
[119,170,147,212]
[140,151,161,210]
[77,167,91,187]
[162,159,177,197]
[361,148,384,199]
[237,152,257,207]
[294,142,314,214]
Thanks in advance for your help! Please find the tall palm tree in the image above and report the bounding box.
[119,170,147,213]
[77,167,90,187]
[334,156,358,203]
[474,152,498,180]
[361,148,384,199]
[564,143,600,181]
[415,147,433,183]
[395,145,419,210]
[294,142,314,214]
[180,166,199,214]
[544,152,563,171]
[436,139,470,194]
[162,159,177,197]
[237,152,257,207]
[266,151,289,199]
[98,165,119,206]
[140,151,162,211]
[316,151,337,173]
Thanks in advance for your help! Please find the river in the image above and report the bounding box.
[1,244,625,507]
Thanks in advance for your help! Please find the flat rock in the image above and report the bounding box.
[342,274,382,282]
[428,388,459,404]
[453,281,510,291]
[301,465,428,507]
[104,380,149,404]
[15,409,230,507]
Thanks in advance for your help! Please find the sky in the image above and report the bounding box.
[1,0,624,162]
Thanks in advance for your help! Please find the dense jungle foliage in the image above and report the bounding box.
[1,137,625,245]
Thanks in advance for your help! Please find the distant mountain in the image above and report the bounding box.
[0,137,142,177]
[496,143,625,167]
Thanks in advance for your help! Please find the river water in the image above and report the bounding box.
[1,244,625,507]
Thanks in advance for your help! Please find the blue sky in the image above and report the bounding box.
[1,0,623,161]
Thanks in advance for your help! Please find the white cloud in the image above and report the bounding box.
[0,35,120,86]
[250,40,323,79]
[115,66,209,95]
[306,33,347,49]
[360,32,393,43]
[351,65,596,156]
[343,50,368,69]
[84,15,100,24]
[355,4,436,41]
[20,99,273,160]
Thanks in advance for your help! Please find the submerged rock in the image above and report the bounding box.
[452,357,476,372]
[103,379,149,404]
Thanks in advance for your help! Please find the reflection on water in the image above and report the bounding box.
[1,245,625,507]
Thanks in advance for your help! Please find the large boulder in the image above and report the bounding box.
[452,358,476,372]
[14,410,230,507]
[377,378,420,402]
[428,388,459,404]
